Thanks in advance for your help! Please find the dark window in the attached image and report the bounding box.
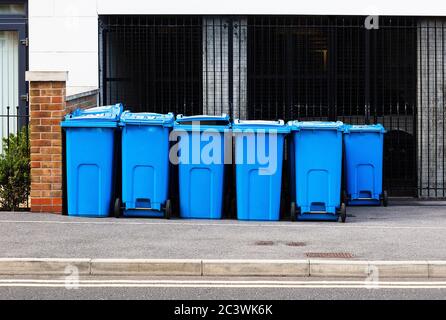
[100,15,203,114]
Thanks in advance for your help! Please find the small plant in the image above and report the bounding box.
[0,128,30,211]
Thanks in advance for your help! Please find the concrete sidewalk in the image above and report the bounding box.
[1,204,445,261]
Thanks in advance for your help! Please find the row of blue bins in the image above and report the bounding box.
[61,104,387,223]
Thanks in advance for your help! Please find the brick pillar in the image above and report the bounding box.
[26,71,68,214]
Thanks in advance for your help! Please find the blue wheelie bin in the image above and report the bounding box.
[343,124,387,206]
[288,121,346,222]
[233,120,290,221]
[116,111,175,218]
[173,114,231,219]
[61,104,123,217]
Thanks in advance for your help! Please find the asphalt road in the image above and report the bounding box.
[1,205,446,260]
[0,276,445,300]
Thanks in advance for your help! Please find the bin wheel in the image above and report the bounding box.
[290,202,297,221]
[342,190,349,203]
[164,199,172,220]
[114,198,122,218]
[231,197,237,219]
[381,191,389,207]
[339,203,347,223]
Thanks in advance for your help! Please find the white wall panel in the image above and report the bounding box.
[96,0,446,16]
[28,0,446,96]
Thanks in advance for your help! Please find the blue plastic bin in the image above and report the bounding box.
[118,111,174,218]
[343,124,387,206]
[173,114,231,219]
[288,121,346,222]
[61,104,123,217]
[233,120,290,221]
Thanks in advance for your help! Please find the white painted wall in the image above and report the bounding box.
[29,0,98,96]
[29,0,446,96]
[96,0,446,15]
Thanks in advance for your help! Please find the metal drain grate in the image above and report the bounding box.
[255,241,275,246]
[305,252,355,259]
[286,242,306,247]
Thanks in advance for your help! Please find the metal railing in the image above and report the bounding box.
[0,105,30,210]
[98,15,446,199]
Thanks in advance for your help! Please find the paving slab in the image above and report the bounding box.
[0,205,445,261]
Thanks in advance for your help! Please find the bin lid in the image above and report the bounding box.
[288,121,344,131]
[344,124,386,134]
[232,119,290,133]
[174,114,231,131]
[120,111,174,127]
[61,103,123,128]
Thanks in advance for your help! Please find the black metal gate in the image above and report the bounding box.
[99,16,203,114]
[246,16,418,196]
[99,15,446,199]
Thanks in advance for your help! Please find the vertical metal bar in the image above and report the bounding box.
[412,20,418,197]
[25,105,29,150]
[220,19,223,116]
[349,19,353,124]
[167,16,172,114]
[183,17,188,114]
[238,19,242,119]
[161,17,165,113]
[427,22,431,197]
[198,17,203,114]
[443,20,445,197]
[228,19,233,118]
[396,18,402,184]
[275,16,280,120]
[319,17,323,120]
[191,17,194,114]
[152,17,156,111]
[291,18,296,119]
[365,23,370,124]
[260,17,264,120]
[387,18,394,192]
[203,17,208,114]
[356,17,360,123]
[16,106,19,133]
[434,20,438,197]
[213,17,216,114]
[6,106,10,149]
[268,16,272,119]
[341,18,346,122]
[304,18,308,119]
[418,23,423,197]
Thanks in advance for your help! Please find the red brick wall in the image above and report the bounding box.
[29,81,65,214]
[65,91,98,113]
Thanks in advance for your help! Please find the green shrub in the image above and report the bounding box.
[0,128,30,211]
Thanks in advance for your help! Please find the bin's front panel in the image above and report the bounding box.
[65,127,115,217]
[235,132,285,221]
[177,130,226,219]
[344,131,384,205]
[293,129,342,215]
[121,125,170,213]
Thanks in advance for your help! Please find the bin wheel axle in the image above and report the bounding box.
[164,199,172,220]
[338,203,347,223]
[114,198,122,218]
[290,202,300,222]
[342,190,350,203]
[381,191,389,207]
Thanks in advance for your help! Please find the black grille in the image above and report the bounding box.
[98,15,446,199]
[246,16,418,196]
[100,15,203,114]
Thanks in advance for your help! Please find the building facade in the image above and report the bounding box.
[1,0,446,201]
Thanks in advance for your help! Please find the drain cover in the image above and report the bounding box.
[255,241,275,246]
[286,241,306,247]
[305,252,354,259]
